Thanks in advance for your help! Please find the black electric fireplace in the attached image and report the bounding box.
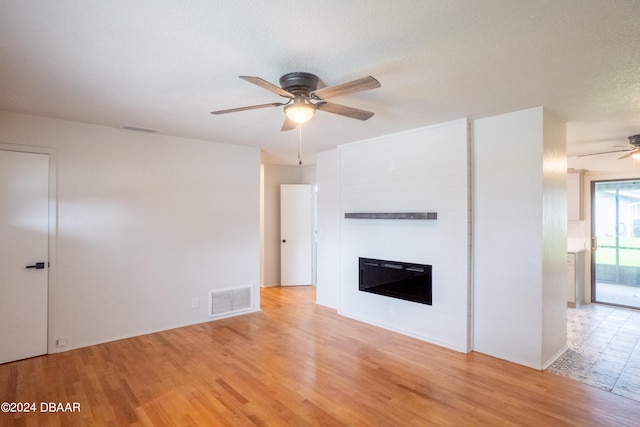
[359,257,432,305]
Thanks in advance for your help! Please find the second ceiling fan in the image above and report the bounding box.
[211,72,381,131]
[579,134,640,160]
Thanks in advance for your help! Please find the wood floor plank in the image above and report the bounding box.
[1,285,639,426]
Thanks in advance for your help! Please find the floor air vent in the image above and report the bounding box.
[209,287,253,318]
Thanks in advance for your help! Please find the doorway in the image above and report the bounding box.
[591,178,640,309]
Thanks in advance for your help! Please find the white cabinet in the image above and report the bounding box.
[567,251,585,307]
[567,169,585,221]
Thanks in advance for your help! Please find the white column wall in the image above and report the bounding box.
[0,110,261,352]
[473,107,567,369]
[541,109,568,364]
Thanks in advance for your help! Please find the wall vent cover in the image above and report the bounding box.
[209,287,253,318]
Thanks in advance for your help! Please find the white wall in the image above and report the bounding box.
[338,119,471,352]
[0,110,261,352]
[261,164,315,287]
[315,150,340,308]
[473,107,567,369]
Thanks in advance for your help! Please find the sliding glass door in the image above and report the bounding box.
[591,179,640,308]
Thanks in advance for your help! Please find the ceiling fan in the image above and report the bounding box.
[578,134,640,160]
[211,72,381,131]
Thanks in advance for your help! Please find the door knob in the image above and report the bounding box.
[26,262,45,270]
[282,239,286,243]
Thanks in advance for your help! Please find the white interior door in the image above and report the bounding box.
[281,184,312,286]
[0,150,49,364]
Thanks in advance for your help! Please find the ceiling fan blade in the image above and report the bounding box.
[311,76,381,100]
[210,102,285,115]
[577,148,633,157]
[618,148,639,159]
[316,101,375,121]
[281,117,297,132]
[239,76,294,98]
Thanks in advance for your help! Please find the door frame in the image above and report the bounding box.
[584,170,640,305]
[0,142,58,354]
[590,176,640,307]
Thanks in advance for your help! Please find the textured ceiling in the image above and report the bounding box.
[1,0,639,164]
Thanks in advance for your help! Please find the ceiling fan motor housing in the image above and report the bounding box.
[629,134,640,147]
[279,72,319,95]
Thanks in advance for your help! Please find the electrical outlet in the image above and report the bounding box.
[191,297,198,308]
[56,338,67,347]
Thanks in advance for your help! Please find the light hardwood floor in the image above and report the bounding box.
[2,286,639,426]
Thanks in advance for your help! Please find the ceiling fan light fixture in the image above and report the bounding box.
[284,100,316,124]
[632,151,640,160]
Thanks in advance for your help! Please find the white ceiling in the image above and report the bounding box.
[1,1,639,165]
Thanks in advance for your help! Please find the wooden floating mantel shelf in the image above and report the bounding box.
[344,212,437,220]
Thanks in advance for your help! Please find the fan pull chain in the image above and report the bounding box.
[297,124,303,165]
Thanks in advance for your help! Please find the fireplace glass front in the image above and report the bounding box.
[359,257,432,305]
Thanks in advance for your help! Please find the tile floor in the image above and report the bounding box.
[547,303,640,403]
